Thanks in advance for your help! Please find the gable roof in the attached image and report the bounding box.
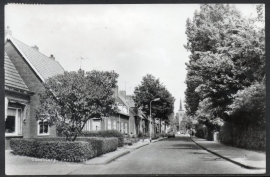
[4,53,30,93]
[118,93,130,108]
[6,37,65,82]
[118,93,138,116]
[124,95,136,107]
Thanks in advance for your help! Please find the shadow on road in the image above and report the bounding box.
[162,137,192,142]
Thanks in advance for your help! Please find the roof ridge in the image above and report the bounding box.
[10,37,53,60]
[6,36,65,81]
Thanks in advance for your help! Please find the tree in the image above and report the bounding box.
[184,4,265,139]
[36,70,119,141]
[133,74,175,133]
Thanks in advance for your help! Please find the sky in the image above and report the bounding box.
[5,4,259,114]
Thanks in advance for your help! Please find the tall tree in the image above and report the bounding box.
[133,74,175,133]
[184,4,265,139]
[36,70,119,141]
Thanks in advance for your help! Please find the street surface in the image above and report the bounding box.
[71,137,264,174]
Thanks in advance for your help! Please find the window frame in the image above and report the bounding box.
[107,119,111,130]
[125,123,128,134]
[37,119,50,136]
[5,107,22,136]
[113,120,116,130]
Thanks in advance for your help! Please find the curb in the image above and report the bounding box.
[151,137,167,143]
[133,142,150,149]
[84,151,130,165]
[190,138,264,170]
[125,142,150,151]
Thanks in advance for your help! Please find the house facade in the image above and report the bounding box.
[5,28,65,149]
[81,86,136,135]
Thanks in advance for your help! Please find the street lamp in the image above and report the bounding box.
[150,98,160,142]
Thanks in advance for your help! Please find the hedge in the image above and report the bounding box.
[218,122,265,151]
[10,137,119,162]
[77,137,118,156]
[81,130,124,147]
[10,139,95,162]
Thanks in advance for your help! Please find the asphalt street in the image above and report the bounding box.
[71,137,264,174]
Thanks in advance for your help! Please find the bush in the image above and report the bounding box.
[10,139,36,156]
[10,137,119,162]
[77,137,118,156]
[81,130,124,147]
[218,122,265,151]
[10,139,95,162]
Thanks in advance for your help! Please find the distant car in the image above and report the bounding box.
[167,132,175,138]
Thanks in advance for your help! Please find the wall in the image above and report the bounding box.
[5,41,57,140]
[104,114,129,134]
[129,112,136,136]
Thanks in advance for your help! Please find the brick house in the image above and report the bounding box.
[5,29,64,149]
[81,86,135,135]
[119,91,149,137]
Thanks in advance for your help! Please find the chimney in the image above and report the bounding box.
[78,68,85,76]
[50,54,55,60]
[5,26,12,38]
[32,45,39,51]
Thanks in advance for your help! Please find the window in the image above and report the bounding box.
[113,121,116,130]
[125,123,128,134]
[5,108,22,135]
[121,122,124,133]
[92,119,101,131]
[107,119,111,130]
[82,119,91,131]
[38,119,49,135]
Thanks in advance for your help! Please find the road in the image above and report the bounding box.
[71,137,264,174]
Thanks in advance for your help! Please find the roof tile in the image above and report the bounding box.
[5,53,30,92]
[9,37,64,81]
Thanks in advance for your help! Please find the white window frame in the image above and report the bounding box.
[125,123,128,134]
[37,119,50,136]
[107,119,111,130]
[121,122,124,133]
[5,107,22,136]
[113,121,116,130]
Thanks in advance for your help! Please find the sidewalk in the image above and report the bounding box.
[190,137,266,169]
[85,141,150,165]
[6,137,166,175]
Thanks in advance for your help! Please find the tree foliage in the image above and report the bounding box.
[36,70,119,141]
[184,4,265,135]
[133,74,175,124]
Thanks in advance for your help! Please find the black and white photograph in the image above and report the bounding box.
[4,3,266,175]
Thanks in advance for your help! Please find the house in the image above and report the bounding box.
[119,91,148,137]
[5,27,65,149]
[81,86,135,135]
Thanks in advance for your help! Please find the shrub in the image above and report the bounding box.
[10,139,36,156]
[81,130,124,147]
[195,128,205,139]
[10,139,95,162]
[10,137,119,162]
[77,137,118,156]
[218,122,265,151]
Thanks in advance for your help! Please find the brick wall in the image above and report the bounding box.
[5,41,57,139]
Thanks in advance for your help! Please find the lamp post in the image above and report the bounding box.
[150,98,160,142]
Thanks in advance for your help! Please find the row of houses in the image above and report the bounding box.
[4,27,166,149]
